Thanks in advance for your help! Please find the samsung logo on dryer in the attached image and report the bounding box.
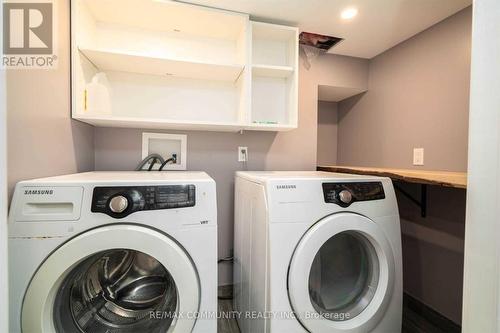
[276,184,296,190]
[24,189,54,195]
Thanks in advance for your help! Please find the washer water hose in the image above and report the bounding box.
[158,154,177,171]
[135,154,165,171]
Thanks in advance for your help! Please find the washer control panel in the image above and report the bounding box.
[322,182,385,207]
[91,185,195,218]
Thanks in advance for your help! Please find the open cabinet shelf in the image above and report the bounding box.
[73,114,244,132]
[244,123,297,131]
[250,22,298,128]
[71,0,298,132]
[252,64,294,78]
[251,22,298,67]
[80,48,244,82]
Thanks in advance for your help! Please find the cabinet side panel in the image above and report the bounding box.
[71,0,99,117]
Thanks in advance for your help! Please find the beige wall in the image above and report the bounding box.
[94,128,276,285]
[93,53,368,286]
[3,0,475,326]
[5,2,471,319]
[263,53,368,172]
[398,184,466,323]
[338,7,471,172]
[336,7,472,324]
[317,101,338,165]
[7,0,94,197]
[5,0,368,287]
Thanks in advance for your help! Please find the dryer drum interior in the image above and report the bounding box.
[308,231,379,321]
[53,249,178,333]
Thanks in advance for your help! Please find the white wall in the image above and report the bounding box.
[462,0,500,331]
[0,1,8,330]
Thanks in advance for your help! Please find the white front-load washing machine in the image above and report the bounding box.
[9,171,217,333]
[234,171,402,333]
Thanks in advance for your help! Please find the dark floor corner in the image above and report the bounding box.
[402,293,461,333]
[216,288,461,333]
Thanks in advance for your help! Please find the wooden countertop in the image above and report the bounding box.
[317,165,467,189]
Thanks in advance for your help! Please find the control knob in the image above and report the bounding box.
[338,190,353,204]
[109,195,129,213]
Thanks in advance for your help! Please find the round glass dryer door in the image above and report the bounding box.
[22,225,200,333]
[309,232,379,321]
[288,213,395,333]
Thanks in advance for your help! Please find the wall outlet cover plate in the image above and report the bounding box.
[413,148,424,166]
[238,146,248,162]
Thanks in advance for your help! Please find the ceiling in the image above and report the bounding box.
[179,0,471,59]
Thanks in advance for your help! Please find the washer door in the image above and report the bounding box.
[288,213,395,333]
[22,225,200,333]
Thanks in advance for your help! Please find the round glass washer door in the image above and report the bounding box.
[53,249,178,333]
[22,225,200,333]
[288,213,395,333]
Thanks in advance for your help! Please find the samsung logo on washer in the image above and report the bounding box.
[24,189,54,195]
[276,184,296,190]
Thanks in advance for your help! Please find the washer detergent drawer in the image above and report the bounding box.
[14,186,83,221]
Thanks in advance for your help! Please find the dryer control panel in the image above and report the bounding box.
[91,185,195,218]
[322,182,385,207]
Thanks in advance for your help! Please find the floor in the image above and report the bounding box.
[217,295,459,333]
[217,299,240,333]
[401,304,453,333]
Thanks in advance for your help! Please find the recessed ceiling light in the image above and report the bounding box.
[341,7,358,20]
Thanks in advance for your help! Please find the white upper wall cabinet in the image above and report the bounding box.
[249,22,298,131]
[71,0,299,132]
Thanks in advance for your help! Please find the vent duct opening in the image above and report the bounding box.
[299,32,343,69]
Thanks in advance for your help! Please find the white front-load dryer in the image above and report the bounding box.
[234,171,402,333]
[9,172,217,333]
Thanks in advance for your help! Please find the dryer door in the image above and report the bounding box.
[22,224,200,333]
[288,213,395,333]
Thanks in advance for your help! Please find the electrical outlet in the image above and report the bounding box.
[413,148,424,166]
[238,147,248,162]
